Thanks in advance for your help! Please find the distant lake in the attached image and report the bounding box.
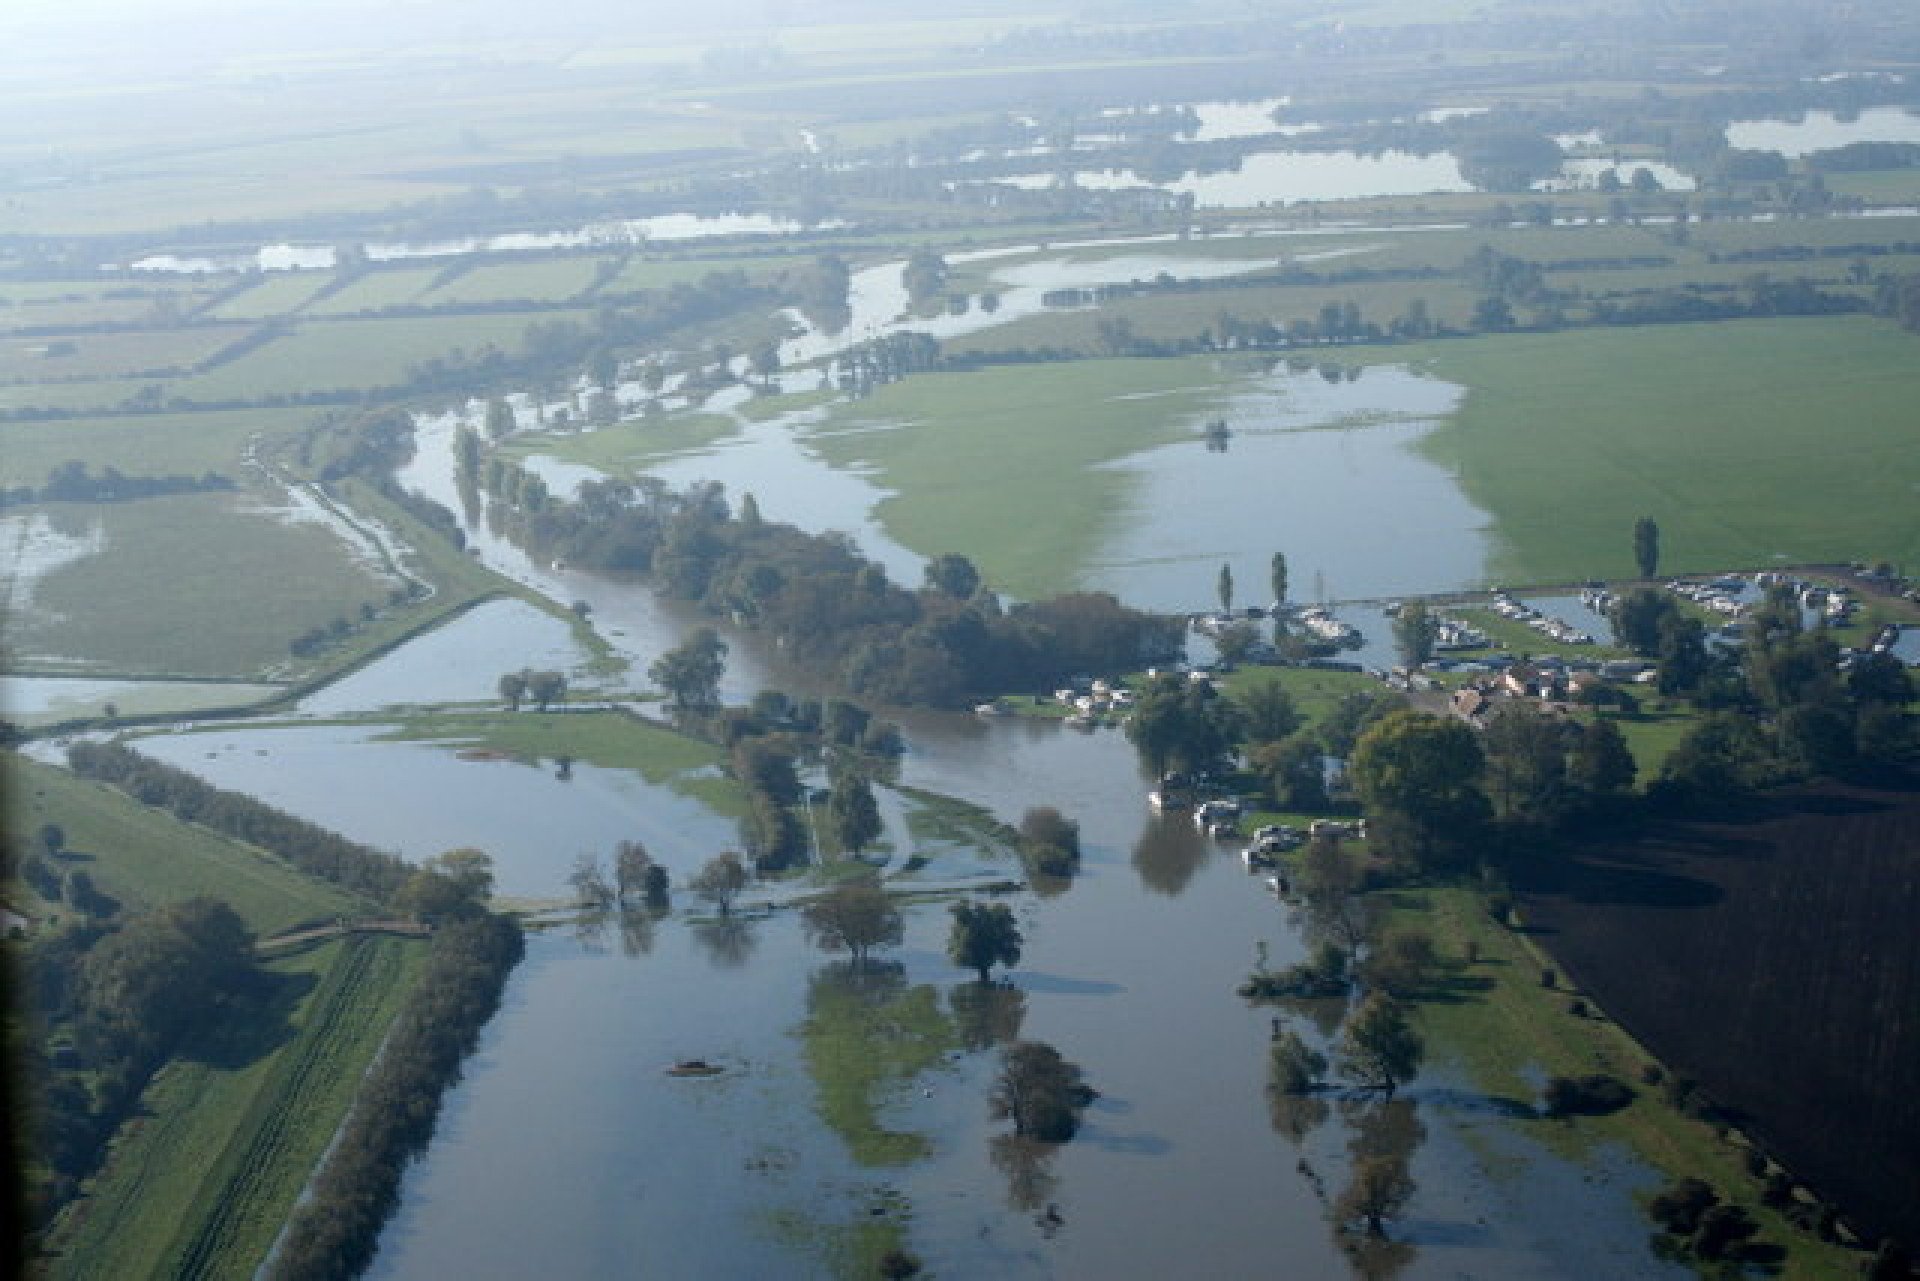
[1725,106,1920,158]
[993,148,1473,208]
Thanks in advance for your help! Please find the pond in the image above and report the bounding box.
[1725,106,1920,158]
[994,149,1474,208]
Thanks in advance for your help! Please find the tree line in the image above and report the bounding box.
[472,459,1181,709]
[65,740,412,900]
[0,459,236,509]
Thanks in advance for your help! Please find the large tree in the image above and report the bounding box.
[1349,710,1488,870]
[992,1040,1095,1142]
[1391,601,1438,668]
[1235,680,1302,746]
[1337,993,1425,1098]
[497,670,528,711]
[1217,562,1234,615]
[924,553,981,600]
[1270,552,1289,608]
[525,670,567,712]
[689,852,750,916]
[1569,718,1636,801]
[650,627,729,715]
[949,900,1023,983]
[1124,672,1241,781]
[613,839,654,903]
[826,770,884,858]
[1480,702,1569,824]
[801,879,902,966]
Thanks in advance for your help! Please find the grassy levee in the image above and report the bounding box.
[1396,886,1862,1279]
[46,936,424,1281]
[4,755,363,935]
[1361,316,1920,584]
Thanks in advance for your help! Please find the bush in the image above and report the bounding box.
[1542,1073,1635,1118]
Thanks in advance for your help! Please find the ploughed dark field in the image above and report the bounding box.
[1517,774,1920,1247]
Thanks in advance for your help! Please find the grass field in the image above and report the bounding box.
[3,754,364,934]
[0,406,314,487]
[208,275,332,321]
[177,311,584,400]
[375,707,744,816]
[12,491,395,677]
[45,935,424,1281]
[800,969,958,1166]
[1359,317,1920,583]
[299,267,442,316]
[809,356,1231,598]
[416,257,609,307]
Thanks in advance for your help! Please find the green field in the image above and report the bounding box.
[809,356,1231,598]
[416,257,609,307]
[177,312,584,400]
[300,267,442,316]
[4,755,363,934]
[375,707,743,815]
[10,491,395,677]
[0,406,313,486]
[1373,316,1920,583]
[208,274,332,320]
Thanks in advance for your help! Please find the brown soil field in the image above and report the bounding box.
[1516,775,1920,1248]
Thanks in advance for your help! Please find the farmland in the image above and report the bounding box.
[1515,776,1920,1248]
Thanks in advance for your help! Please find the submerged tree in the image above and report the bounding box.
[800,879,902,967]
[689,851,749,917]
[1337,994,1425,1099]
[992,1040,1096,1142]
[948,900,1023,983]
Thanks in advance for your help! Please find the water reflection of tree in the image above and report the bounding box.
[617,907,658,957]
[692,917,758,968]
[1130,818,1206,896]
[1329,1096,1425,1281]
[990,1134,1062,1226]
[572,910,610,953]
[948,981,1026,1051]
[1268,1090,1331,1145]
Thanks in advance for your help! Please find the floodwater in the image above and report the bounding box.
[132,670,1680,1277]
[1725,106,1920,158]
[0,675,281,726]
[134,722,737,899]
[995,149,1474,208]
[1088,365,1487,609]
[1537,159,1697,193]
[295,599,590,716]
